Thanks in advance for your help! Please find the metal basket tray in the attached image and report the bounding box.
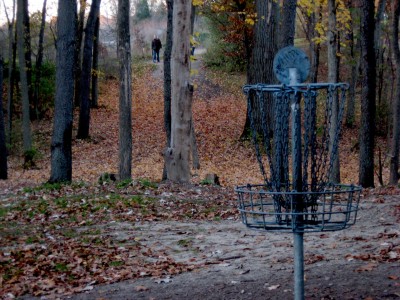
[236,183,362,233]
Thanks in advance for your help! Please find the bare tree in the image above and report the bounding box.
[345,0,360,128]
[117,0,132,180]
[359,0,376,188]
[3,0,16,146]
[49,0,77,183]
[165,0,193,182]
[77,0,101,139]
[389,0,400,185]
[17,0,33,167]
[22,0,34,119]
[74,0,87,107]
[242,0,279,138]
[299,0,322,82]
[162,0,173,181]
[327,0,340,183]
[0,55,7,179]
[33,0,47,119]
[91,13,100,108]
[280,0,297,48]
[189,3,199,170]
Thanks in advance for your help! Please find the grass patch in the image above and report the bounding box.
[2,266,23,281]
[23,182,64,193]
[81,228,102,236]
[0,207,8,218]
[55,263,69,272]
[25,235,41,244]
[62,229,78,238]
[132,56,157,77]
[138,178,158,189]
[200,178,213,185]
[116,179,133,189]
[177,238,194,248]
[53,197,69,208]
[109,260,124,267]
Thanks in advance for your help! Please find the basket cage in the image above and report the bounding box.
[237,83,362,232]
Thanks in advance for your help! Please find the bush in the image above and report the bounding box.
[32,61,56,117]
[202,17,247,73]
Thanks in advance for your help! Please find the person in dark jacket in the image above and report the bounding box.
[151,35,162,63]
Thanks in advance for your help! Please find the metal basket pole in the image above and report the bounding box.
[238,46,362,300]
[289,68,305,300]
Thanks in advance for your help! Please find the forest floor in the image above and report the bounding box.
[0,50,400,299]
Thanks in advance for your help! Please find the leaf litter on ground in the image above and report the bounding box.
[1,58,399,298]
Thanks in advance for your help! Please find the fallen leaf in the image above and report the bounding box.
[155,276,172,284]
[355,263,378,272]
[267,284,280,291]
[135,285,149,292]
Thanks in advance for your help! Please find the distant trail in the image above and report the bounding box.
[151,47,207,82]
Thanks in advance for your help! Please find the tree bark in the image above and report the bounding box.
[162,0,173,181]
[327,0,340,183]
[389,0,400,185]
[49,0,77,183]
[242,0,279,138]
[33,0,47,119]
[306,1,322,83]
[22,0,34,120]
[77,0,101,139]
[91,13,100,108]
[190,4,200,170]
[280,0,297,48]
[0,56,8,179]
[117,0,132,180]
[375,0,387,134]
[346,0,360,128]
[17,0,33,166]
[358,0,376,188]
[74,0,87,107]
[165,0,193,183]
[4,0,16,146]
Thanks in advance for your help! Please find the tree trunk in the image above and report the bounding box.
[33,0,47,119]
[359,0,376,188]
[0,56,8,179]
[74,0,87,107]
[375,0,387,136]
[374,0,387,59]
[117,0,132,181]
[162,0,173,181]
[346,0,360,128]
[165,0,193,183]
[8,30,17,146]
[77,0,101,139]
[309,2,322,82]
[5,0,16,146]
[21,0,34,120]
[49,0,77,183]
[389,0,400,185]
[241,0,279,138]
[280,0,297,48]
[17,0,33,166]
[327,0,340,183]
[91,13,100,108]
[189,4,200,170]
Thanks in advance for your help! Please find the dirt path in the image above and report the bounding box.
[17,51,400,300]
[69,50,400,299]
[21,192,398,300]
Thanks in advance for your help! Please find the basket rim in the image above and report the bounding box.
[235,183,362,195]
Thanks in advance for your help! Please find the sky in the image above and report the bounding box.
[1,0,117,23]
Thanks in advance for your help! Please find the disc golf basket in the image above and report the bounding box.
[235,46,362,300]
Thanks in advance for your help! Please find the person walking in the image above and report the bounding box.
[152,35,162,63]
